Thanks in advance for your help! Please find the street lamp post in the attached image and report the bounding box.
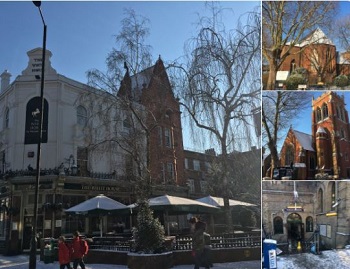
[29,2,46,269]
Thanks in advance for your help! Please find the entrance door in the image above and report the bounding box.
[287,213,303,249]
[22,216,34,250]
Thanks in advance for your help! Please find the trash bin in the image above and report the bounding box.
[263,239,277,269]
[43,248,53,264]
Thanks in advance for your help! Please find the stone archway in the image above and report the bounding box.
[287,213,304,248]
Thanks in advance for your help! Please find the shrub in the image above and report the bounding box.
[334,75,349,88]
[132,199,165,254]
[285,74,306,90]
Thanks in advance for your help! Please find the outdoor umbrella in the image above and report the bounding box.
[65,194,130,237]
[196,195,256,208]
[129,194,219,235]
[196,195,257,233]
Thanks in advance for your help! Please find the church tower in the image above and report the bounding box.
[312,92,350,178]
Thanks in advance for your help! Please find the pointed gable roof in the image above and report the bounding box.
[118,57,173,102]
[293,130,315,152]
[287,28,334,47]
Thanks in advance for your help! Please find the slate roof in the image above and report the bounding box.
[293,130,315,152]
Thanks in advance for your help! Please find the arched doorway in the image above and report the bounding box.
[287,213,304,248]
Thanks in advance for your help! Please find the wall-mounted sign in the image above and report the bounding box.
[24,97,49,144]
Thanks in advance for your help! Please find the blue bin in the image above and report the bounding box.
[263,239,277,269]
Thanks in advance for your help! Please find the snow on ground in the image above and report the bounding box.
[277,249,350,269]
[0,255,260,269]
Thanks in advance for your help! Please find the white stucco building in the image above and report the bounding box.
[0,48,141,253]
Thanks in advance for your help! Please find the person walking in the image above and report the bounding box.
[58,236,72,269]
[71,231,89,269]
[189,217,210,269]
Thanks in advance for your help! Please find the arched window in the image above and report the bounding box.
[273,216,284,234]
[77,106,87,127]
[331,182,336,210]
[317,188,324,213]
[290,59,296,73]
[285,145,294,167]
[4,107,9,128]
[316,108,322,122]
[306,216,314,232]
[322,103,328,119]
[337,106,342,120]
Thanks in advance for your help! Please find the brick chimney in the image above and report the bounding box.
[1,70,11,92]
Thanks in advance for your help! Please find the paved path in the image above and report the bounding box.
[0,254,261,269]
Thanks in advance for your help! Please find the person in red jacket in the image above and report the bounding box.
[71,231,89,269]
[58,236,72,269]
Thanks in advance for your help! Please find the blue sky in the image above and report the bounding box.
[0,1,259,152]
[0,1,258,83]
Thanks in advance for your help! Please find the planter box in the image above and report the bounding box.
[127,251,173,269]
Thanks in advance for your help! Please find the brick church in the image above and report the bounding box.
[278,28,350,85]
[280,91,350,179]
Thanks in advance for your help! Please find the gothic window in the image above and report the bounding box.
[4,107,9,128]
[341,129,345,139]
[337,106,342,120]
[317,188,324,213]
[285,145,294,166]
[316,107,322,122]
[341,109,346,121]
[164,128,172,148]
[290,59,296,73]
[322,103,328,119]
[77,105,87,127]
[167,162,174,181]
[273,216,284,234]
[331,182,336,210]
[157,126,162,146]
[306,216,314,232]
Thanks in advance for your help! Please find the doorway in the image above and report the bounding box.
[287,213,304,249]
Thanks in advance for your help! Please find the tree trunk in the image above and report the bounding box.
[267,63,277,90]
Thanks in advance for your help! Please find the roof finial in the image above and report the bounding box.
[124,62,129,73]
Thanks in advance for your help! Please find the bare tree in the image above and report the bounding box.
[262,91,311,178]
[336,15,350,54]
[87,8,152,94]
[169,4,260,232]
[263,1,338,90]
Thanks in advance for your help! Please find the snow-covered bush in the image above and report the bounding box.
[132,200,165,254]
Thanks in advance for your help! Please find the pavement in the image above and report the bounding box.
[0,254,261,269]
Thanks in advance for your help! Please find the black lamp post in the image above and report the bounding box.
[29,1,46,268]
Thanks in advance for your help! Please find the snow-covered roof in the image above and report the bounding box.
[276,71,289,81]
[287,28,334,47]
[316,126,327,134]
[293,130,315,152]
[337,52,350,65]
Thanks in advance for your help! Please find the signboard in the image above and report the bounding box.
[320,224,326,237]
[24,97,49,144]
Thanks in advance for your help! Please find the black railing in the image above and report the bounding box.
[87,232,261,252]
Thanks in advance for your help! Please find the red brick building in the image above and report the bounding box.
[280,92,350,179]
[278,28,349,85]
[118,58,185,186]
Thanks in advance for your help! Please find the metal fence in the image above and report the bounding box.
[89,232,261,252]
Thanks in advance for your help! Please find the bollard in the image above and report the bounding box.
[263,239,277,269]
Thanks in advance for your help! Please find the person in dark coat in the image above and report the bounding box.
[58,236,72,269]
[189,217,210,269]
[71,231,89,269]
